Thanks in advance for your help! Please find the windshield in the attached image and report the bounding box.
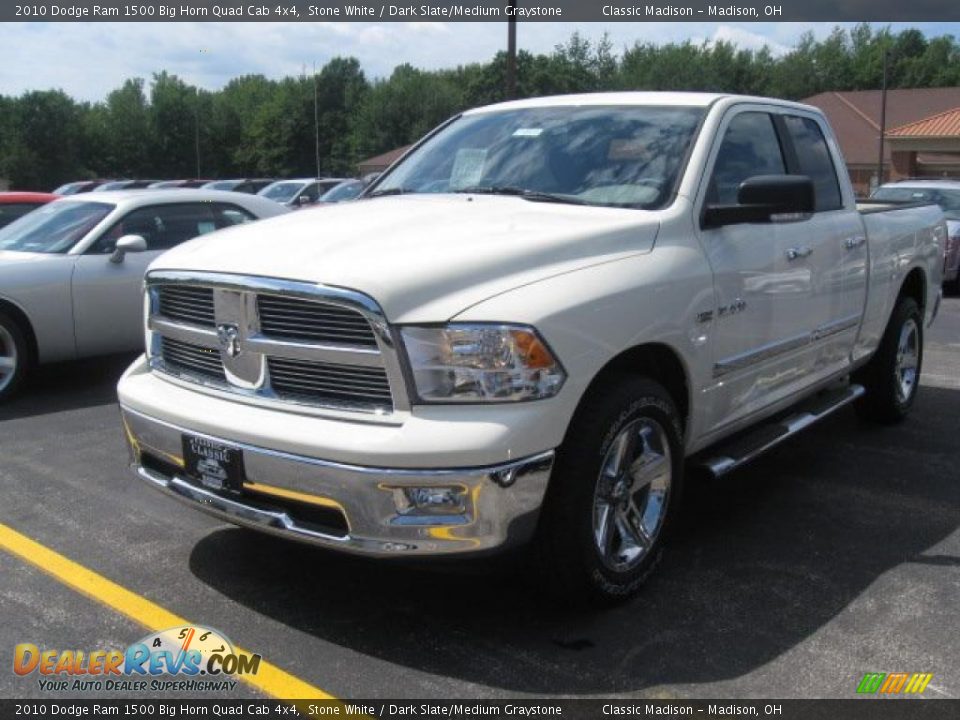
[93,181,130,191]
[258,181,306,202]
[52,182,87,195]
[321,181,364,203]
[204,181,239,191]
[373,105,704,209]
[0,200,114,253]
[872,185,960,220]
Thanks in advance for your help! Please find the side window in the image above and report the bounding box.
[93,203,217,253]
[213,203,256,229]
[783,116,843,211]
[708,112,786,205]
[300,183,320,203]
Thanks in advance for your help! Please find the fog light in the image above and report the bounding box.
[391,486,467,515]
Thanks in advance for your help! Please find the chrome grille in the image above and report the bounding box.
[257,295,377,347]
[158,286,215,326]
[161,337,225,381]
[146,273,404,416]
[268,357,393,411]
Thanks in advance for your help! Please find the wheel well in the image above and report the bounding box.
[900,267,926,312]
[0,299,38,364]
[582,343,690,430]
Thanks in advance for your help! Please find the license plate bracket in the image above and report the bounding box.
[181,435,245,495]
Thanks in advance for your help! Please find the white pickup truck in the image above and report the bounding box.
[118,93,945,603]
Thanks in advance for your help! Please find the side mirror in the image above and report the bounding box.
[703,175,815,228]
[297,195,313,206]
[110,234,147,264]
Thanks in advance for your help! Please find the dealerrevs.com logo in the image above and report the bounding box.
[13,626,260,693]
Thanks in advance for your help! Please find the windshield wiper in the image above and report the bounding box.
[454,186,589,206]
[366,187,415,198]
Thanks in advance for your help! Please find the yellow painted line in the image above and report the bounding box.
[0,522,334,700]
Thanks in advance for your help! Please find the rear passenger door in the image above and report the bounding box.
[71,203,229,357]
[780,113,866,373]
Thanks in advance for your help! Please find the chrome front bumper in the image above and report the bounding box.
[121,406,554,557]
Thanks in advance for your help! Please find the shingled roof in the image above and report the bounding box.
[888,106,960,138]
[803,87,960,165]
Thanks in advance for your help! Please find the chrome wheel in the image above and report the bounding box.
[592,418,672,572]
[894,318,919,404]
[0,324,18,395]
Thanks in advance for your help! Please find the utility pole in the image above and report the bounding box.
[194,87,201,178]
[876,48,889,188]
[506,2,517,99]
[313,61,321,178]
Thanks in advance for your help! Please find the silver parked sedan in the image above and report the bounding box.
[0,189,288,399]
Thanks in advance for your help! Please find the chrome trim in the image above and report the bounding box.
[714,331,811,377]
[714,313,862,377]
[811,313,861,341]
[145,271,410,417]
[123,405,554,556]
[245,335,383,367]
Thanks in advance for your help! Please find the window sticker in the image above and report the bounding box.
[513,128,543,137]
[450,148,488,189]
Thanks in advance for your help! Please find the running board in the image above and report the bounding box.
[696,383,865,479]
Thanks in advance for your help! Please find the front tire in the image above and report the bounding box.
[854,296,923,424]
[534,377,684,605]
[0,310,29,402]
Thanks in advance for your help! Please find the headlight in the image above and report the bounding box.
[400,324,566,403]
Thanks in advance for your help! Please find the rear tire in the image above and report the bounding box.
[534,376,684,605]
[854,296,923,424]
[0,310,29,402]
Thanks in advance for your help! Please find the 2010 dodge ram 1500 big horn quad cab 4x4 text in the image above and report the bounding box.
[118,93,945,602]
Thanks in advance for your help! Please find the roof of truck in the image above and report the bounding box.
[468,92,817,114]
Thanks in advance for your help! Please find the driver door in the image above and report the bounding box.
[696,109,828,435]
[71,203,220,357]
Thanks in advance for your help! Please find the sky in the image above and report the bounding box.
[1,21,959,102]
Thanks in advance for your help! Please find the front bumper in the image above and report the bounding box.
[121,406,554,557]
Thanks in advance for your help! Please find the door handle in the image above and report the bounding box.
[844,236,866,250]
[786,246,813,261]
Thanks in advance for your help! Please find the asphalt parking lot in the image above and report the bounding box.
[1,299,958,701]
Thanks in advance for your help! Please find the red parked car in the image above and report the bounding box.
[0,192,59,230]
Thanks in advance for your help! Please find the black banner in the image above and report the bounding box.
[5,0,960,23]
[2,700,960,720]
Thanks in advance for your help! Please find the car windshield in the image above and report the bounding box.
[52,182,86,195]
[258,182,306,202]
[0,200,114,253]
[93,181,130,191]
[372,105,705,209]
[321,181,364,202]
[872,186,960,220]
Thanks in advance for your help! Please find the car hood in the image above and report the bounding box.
[150,194,661,322]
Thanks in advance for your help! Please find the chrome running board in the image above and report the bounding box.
[697,383,865,479]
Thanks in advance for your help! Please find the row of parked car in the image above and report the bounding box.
[49,175,376,209]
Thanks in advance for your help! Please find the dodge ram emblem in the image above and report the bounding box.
[216,324,242,358]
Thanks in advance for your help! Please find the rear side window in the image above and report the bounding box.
[708,112,786,205]
[94,203,219,253]
[783,116,843,211]
[213,203,256,229]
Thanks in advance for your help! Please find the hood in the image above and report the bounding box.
[150,194,661,322]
